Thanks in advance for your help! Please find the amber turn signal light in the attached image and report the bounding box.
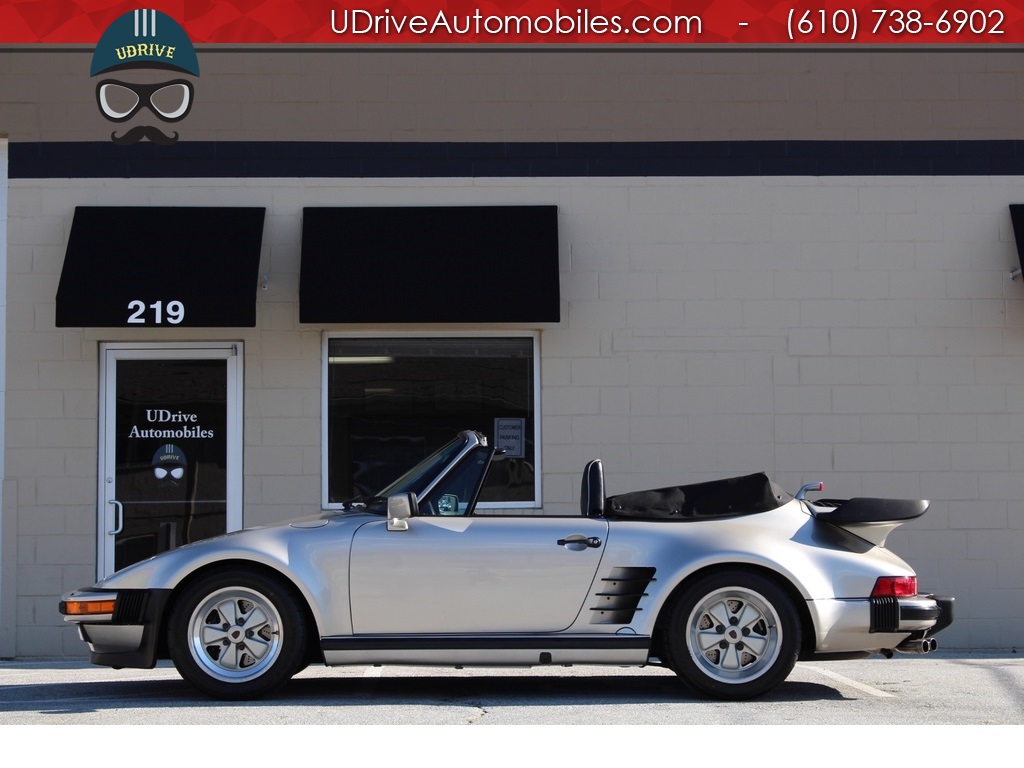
[63,599,116,615]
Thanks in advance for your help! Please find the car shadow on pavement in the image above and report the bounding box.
[280,673,846,706]
[0,673,845,716]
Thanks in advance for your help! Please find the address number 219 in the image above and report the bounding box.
[127,300,185,325]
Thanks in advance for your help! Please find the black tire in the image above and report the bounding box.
[167,568,308,700]
[663,569,801,700]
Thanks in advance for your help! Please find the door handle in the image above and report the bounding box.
[557,535,602,548]
[108,499,124,535]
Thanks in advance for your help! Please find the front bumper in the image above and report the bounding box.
[59,588,172,669]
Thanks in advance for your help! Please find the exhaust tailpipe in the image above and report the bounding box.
[895,637,938,655]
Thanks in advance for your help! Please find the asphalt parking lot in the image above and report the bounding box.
[1,650,1021,727]
[2,651,1020,765]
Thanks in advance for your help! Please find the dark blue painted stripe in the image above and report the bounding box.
[11,140,1024,179]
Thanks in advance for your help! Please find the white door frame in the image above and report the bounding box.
[0,137,11,656]
[97,341,243,579]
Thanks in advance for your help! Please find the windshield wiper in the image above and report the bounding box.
[342,495,386,510]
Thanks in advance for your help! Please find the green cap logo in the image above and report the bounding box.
[90,9,199,77]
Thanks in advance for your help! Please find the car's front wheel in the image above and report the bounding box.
[663,569,801,700]
[167,568,308,700]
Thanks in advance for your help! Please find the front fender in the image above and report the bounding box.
[96,513,368,638]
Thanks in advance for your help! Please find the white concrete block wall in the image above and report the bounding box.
[5,174,1024,655]
[543,176,1024,650]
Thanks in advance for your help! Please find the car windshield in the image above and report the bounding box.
[375,434,473,500]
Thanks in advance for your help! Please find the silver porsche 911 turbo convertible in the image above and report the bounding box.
[60,430,953,701]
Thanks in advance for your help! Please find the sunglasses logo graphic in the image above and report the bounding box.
[97,80,194,123]
[154,466,185,481]
[90,10,200,145]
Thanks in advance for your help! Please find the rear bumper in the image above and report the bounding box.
[870,594,954,635]
[808,593,954,655]
[59,588,172,669]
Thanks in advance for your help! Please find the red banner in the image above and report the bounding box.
[2,0,1024,44]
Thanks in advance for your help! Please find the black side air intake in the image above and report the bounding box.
[589,567,657,624]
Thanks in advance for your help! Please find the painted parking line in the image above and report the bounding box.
[796,663,895,697]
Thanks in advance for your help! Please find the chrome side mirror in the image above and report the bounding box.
[387,492,417,531]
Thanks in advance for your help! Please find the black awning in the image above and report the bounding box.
[56,206,265,328]
[299,206,560,324]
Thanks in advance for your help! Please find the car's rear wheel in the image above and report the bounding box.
[167,568,307,700]
[663,569,800,700]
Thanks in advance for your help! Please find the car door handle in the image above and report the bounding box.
[557,535,602,548]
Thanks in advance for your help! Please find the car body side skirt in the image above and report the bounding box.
[320,633,652,667]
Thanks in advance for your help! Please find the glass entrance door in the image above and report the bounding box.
[98,343,243,578]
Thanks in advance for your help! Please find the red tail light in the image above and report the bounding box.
[871,576,918,597]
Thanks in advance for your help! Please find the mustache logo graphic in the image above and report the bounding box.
[110,125,180,145]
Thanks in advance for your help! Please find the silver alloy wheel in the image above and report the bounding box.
[686,586,782,684]
[187,586,284,683]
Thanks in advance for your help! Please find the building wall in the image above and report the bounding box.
[4,48,1024,655]
[6,172,1024,653]
[2,49,1024,143]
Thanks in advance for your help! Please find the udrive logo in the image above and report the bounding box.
[90,9,200,145]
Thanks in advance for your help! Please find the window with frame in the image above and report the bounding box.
[324,335,539,509]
